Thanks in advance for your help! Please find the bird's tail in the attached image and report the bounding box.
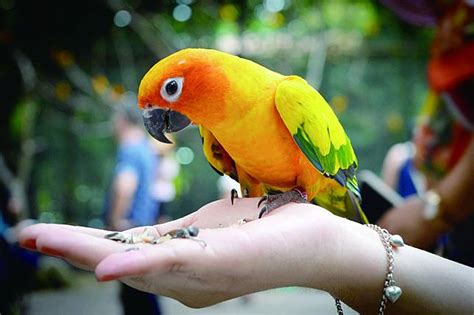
[345,190,369,224]
[313,190,369,224]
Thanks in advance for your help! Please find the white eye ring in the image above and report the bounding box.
[160,77,184,103]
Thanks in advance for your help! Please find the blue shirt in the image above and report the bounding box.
[107,138,158,227]
[396,159,418,198]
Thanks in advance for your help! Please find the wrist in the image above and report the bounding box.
[306,217,387,309]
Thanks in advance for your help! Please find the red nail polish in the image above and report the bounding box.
[21,239,37,250]
[41,247,62,257]
[97,274,117,282]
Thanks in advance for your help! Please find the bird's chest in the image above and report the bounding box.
[212,109,301,187]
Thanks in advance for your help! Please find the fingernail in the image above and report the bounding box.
[97,274,117,282]
[21,239,37,250]
[40,247,62,257]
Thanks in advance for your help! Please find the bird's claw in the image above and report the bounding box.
[257,188,309,218]
[230,188,239,205]
[257,196,268,208]
[258,205,268,219]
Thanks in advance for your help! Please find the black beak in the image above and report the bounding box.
[142,108,191,144]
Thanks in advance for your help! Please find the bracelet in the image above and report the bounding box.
[421,190,453,231]
[333,224,404,315]
[366,224,404,314]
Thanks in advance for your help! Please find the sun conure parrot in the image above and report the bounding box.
[138,48,368,223]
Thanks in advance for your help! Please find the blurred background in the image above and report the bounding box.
[0,0,439,314]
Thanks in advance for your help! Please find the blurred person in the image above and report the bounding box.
[150,138,179,224]
[381,141,421,198]
[378,0,474,266]
[104,105,162,315]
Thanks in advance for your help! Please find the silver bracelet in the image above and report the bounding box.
[333,224,404,315]
[366,224,404,314]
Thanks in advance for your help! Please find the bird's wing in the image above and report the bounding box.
[274,76,360,199]
[199,126,238,181]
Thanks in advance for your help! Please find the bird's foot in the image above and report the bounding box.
[257,188,308,218]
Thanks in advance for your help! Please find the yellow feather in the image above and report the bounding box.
[275,76,349,155]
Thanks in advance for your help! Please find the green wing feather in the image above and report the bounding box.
[274,76,360,200]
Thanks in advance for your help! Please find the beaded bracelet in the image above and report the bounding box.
[367,224,404,314]
[334,224,404,315]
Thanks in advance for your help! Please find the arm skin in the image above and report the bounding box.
[378,133,474,249]
[19,198,474,314]
[108,170,138,231]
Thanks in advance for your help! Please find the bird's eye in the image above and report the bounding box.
[160,77,184,103]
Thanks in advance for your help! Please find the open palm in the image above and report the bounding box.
[20,198,340,307]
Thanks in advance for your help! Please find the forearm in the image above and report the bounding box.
[228,203,473,313]
[316,217,474,314]
[393,244,474,314]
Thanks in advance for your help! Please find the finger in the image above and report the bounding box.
[34,225,125,270]
[57,224,114,237]
[152,215,193,236]
[60,225,160,238]
[95,245,179,281]
[20,223,113,250]
[95,235,208,281]
[20,223,62,251]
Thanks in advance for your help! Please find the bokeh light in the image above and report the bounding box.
[219,4,239,22]
[114,10,132,28]
[176,147,194,165]
[263,0,286,13]
[91,75,109,94]
[386,112,405,134]
[173,4,192,22]
[55,81,72,102]
[330,95,348,114]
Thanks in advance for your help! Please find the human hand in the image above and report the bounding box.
[19,198,474,315]
[377,196,444,250]
[19,198,345,308]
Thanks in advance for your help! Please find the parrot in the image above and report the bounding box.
[137,48,367,223]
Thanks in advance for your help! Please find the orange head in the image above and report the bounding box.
[138,48,231,143]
